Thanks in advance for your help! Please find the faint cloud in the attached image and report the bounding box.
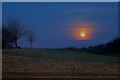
[61,7,117,14]
[64,18,97,28]
[62,7,95,14]
[75,21,95,27]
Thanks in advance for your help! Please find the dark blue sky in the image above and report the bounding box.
[3,2,118,48]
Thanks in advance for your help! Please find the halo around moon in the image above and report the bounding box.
[70,27,95,40]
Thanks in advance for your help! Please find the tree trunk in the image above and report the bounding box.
[15,40,18,48]
[30,41,32,48]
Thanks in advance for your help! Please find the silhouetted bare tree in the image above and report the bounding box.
[2,25,13,48]
[27,30,35,48]
[7,20,25,48]
[2,19,36,49]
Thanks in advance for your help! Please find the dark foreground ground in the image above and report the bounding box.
[2,49,120,78]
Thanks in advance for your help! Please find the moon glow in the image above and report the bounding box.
[80,32,85,37]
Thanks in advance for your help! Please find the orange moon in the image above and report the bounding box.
[80,32,86,37]
[70,27,95,40]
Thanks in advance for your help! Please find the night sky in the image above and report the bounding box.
[2,2,118,48]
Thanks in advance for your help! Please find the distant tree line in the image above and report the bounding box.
[2,20,35,49]
[68,38,120,55]
[86,38,120,54]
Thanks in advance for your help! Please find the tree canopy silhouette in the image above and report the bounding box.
[2,19,36,49]
[7,20,25,48]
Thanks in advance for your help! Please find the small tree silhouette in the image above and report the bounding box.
[27,30,35,48]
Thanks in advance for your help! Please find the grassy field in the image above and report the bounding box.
[2,49,120,78]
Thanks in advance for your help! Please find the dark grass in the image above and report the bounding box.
[3,72,119,78]
[2,49,120,78]
[2,49,119,63]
